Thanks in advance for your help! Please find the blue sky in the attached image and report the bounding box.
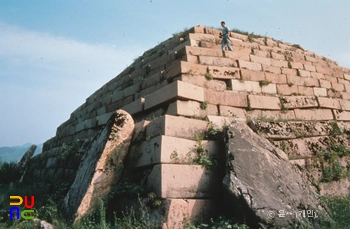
[0,0,349,146]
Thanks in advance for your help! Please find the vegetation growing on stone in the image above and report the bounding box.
[205,123,225,141]
[259,80,271,87]
[297,69,301,76]
[204,72,213,80]
[169,133,218,169]
[330,121,342,136]
[318,144,350,182]
[200,101,208,110]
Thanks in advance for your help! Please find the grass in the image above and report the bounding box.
[1,142,349,229]
[1,161,349,228]
[1,178,250,229]
[185,216,250,229]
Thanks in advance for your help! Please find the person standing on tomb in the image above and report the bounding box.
[220,21,233,52]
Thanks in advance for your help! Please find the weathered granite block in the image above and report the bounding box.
[147,164,221,198]
[207,66,240,79]
[238,60,262,71]
[265,73,287,84]
[250,54,271,66]
[167,100,218,117]
[144,80,204,110]
[184,46,222,57]
[333,110,350,121]
[188,33,216,43]
[317,97,341,109]
[261,83,277,94]
[180,74,226,91]
[240,69,265,81]
[97,112,114,126]
[204,90,248,108]
[145,115,208,140]
[303,77,319,87]
[230,79,261,93]
[199,56,236,67]
[129,135,223,167]
[276,84,298,95]
[332,82,345,91]
[121,97,145,115]
[219,105,246,119]
[280,96,318,109]
[294,109,334,120]
[159,199,218,229]
[248,95,280,110]
[313,87,328,97]
[206,115,236,128]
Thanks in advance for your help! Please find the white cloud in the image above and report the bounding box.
[0,22,143,83]
[0,22,144,146]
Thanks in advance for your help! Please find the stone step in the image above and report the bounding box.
[147,164,222,198]
[129,135,224,168]
[254,120,339,140]
[144,80,205,110]
[274,134,350,159]
[167,100,218,118]
[145,115,208,140]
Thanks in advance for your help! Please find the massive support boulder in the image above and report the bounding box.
[63,110,134,223]
[223,121,330,228]
[16,144,37,174]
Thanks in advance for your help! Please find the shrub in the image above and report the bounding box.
[205,123,224,141]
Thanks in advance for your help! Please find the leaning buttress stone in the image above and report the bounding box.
[63,110,134,223]
[223,121,330,228]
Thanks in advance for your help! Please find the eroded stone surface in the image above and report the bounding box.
[129,135,223,168]
[223,121,329,228]
[158,199,218,229]
[63,110,134,223]
[280,96,318,109]
[147,164,222,198]
[253,120,340,140]
[16,144,37,174]
[319,178,350,197]
[274,135,350,159]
